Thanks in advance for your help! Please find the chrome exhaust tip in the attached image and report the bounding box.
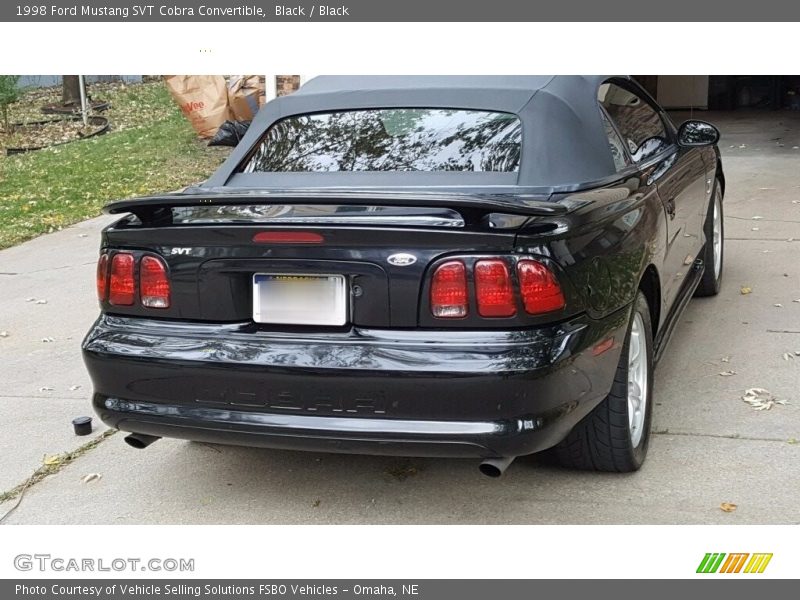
[478,456,514,478]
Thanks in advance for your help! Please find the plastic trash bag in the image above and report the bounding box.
[208,120,251,147]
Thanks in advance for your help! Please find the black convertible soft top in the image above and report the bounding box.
[204,75,629,191]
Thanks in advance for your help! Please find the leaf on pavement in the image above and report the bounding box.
[741,388,788,411]
[783,353,795,361]
[740,287,752,295]
[718,370,736,377]
[81,473,102,484]
[43,455,61,466]
[720,502,738,513]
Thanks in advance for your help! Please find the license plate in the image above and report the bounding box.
[252,273,347,326]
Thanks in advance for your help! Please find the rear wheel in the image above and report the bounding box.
[695,178,724,297]
[555,291,654,472]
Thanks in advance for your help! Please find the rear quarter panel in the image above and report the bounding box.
[518,176,667,325]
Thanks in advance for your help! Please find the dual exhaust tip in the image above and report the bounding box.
[125,433,514,477]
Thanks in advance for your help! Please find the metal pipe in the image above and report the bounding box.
[478,456,514,478]
[78,75,88,126]
[124,433,161,449]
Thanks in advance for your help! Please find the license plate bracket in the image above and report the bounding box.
[252,273,347,326]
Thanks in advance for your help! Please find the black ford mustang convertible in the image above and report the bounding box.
[83,76,724,476]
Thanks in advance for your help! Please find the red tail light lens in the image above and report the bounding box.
[430,261,468,318]
[139,255,171,309]
[517,260,565,314]
[108,253,135,306]
[96,253,109,302]
[474,259,516,317]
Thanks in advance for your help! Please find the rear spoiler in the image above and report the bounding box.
[104,189,567,226]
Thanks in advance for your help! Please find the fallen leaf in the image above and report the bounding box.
[81,473,102,484]
[788,438,798,445]
[741,388,788,411]
[718,370,736,377]
[43,455,60,466]
[782,353,795,361]
[774,303,783,308]
[720,502,737,513]
[740,287,752,295]
[312,499,321,508]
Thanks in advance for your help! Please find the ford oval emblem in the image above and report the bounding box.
[387,253,417,266]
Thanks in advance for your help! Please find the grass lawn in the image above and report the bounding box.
[0,80,230,249]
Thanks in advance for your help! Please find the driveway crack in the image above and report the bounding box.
[653,429,795,444]
[0,429,116,523]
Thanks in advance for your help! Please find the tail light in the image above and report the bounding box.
[139,255,171,308]
[517,260,565,314]
[430,261,468,318]
[96,253,109,302]
[474,259,516,317]
[108,253,135,306]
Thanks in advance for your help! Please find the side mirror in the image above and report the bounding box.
[677,120,720,147]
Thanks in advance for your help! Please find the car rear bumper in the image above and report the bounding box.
[82,310,629,458]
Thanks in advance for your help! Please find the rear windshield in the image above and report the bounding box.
[241,108,522,173]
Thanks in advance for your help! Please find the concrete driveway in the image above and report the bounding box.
[1,111,798,524]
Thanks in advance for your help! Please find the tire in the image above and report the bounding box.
[695,178,724,297]
[555,291,654,472]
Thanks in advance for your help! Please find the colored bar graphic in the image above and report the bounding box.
[697,553,725,573]
[733,553,749,573]
[698,552,772,574]
[744,553,773,574]
[696,553,713,573]
[720,553,748,573]
[709,553,726,573]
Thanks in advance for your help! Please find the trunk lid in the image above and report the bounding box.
[100,190,564,328]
